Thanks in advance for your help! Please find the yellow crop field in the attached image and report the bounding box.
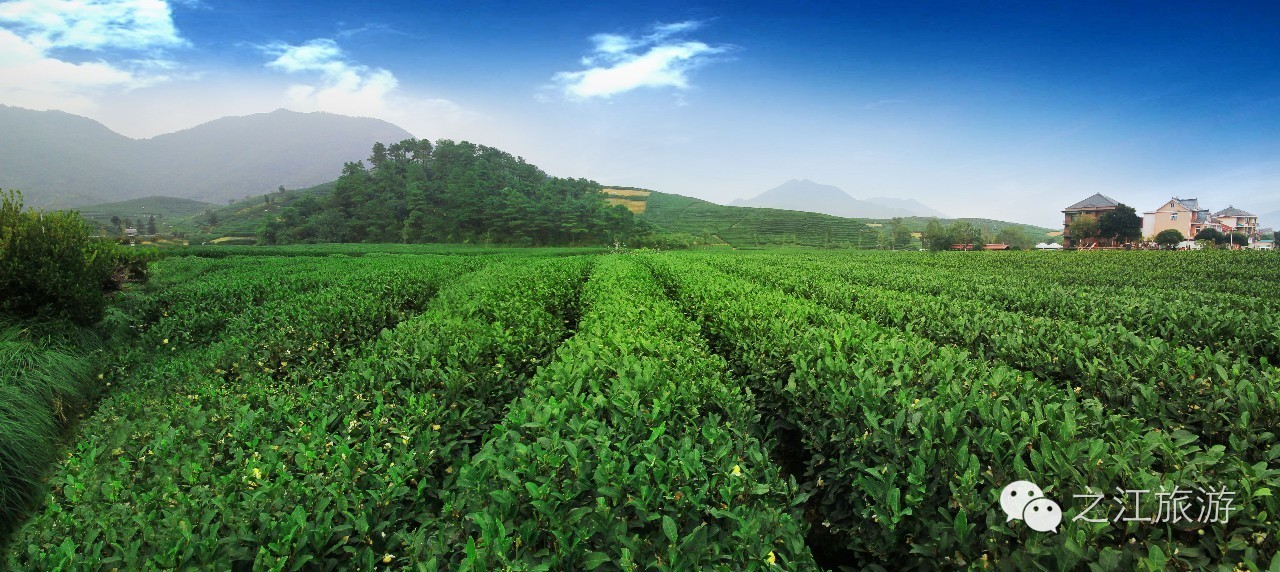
[601,188,651,198]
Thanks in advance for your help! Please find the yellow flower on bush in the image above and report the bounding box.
[731,464,742,477]
[162,338,169,345]
[251,467,263,479]
[766,551,776,565]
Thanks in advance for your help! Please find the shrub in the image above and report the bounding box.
[0,190,120,324]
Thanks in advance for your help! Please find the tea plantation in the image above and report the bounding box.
[4,247,1278,570]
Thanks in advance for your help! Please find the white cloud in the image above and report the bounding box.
[0,0,186,51]
[261,37,479,134]
[0,0,186,112]
[264,38,399,117]
[552,20,730,100]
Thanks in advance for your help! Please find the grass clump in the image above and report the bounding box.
[0,321,100,540]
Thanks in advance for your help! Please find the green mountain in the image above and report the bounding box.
[177,180,1055,249]
[0,106,140,207]
[77,196,215,219]
[606,187,1057,248]
[73,196,216,236]
[177,182,338,243]
[0,106,413,208]
[182,139,648,247]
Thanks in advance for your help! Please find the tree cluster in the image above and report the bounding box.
[1068,204,1142,245]
[921,219,986,251]
[880,218,914,250]
[1194,228,1249,247]
[107,215,157,236]
[260,139,651,246]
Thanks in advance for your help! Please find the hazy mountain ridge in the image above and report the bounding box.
[864,196,950,219]
[0,106,144,206]
[0,106,414,207]
[732,179,948,219]
[1258,210,1279,230]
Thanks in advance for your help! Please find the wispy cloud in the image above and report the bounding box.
[0,0,187,111]
[261,37,479,133]
[551,20,730,100]
[263,38,398,116]
[335,23,414,40]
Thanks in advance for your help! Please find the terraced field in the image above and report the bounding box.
[5,247,1278,570]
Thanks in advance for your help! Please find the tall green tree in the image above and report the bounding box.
[947,221,983,250]
[922,218,948,251]
[1097,204,1142,244]
[996,227,1032,250]
[1195,228,1224,245]
[889,217,912,250]
[146,216,157,236]
[1068,216,1100,244]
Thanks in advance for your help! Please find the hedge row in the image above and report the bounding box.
[644,253,1278,570]
[6,253,492,567]
[706,254,1280,462]
[437,255,817,570]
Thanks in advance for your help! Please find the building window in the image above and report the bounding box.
[1171,213,1178,220]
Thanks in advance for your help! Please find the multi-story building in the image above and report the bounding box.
[1142,197,1210,241]
[1062,193,1120,247]
[1212,207,1259,240]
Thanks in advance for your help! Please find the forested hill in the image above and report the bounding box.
[260,139,648,246]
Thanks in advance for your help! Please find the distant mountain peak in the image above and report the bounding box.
[732,180,947,219]
[0,105,414,207]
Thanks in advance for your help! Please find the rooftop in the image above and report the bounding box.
[1215,206,1256,218]
[1064,193,1119,211]
[1174,197,1201,211]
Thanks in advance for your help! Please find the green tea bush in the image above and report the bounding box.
[441,256,815,569]
[646,253,1279,570]
[0,190,120,324]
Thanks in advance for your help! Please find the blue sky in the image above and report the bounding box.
[2,0,1278,227]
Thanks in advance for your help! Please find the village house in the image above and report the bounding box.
[1141,197,1211,242]
[1062,193,1120,247]
[1252,227,1275,250]
[1212,206,1259,239]
[1141,199,1261,244]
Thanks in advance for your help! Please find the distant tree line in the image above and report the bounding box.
[260,139,652,246]
[1193,227,1250,247]
[918,218,1039,251]
[107,215,158,236]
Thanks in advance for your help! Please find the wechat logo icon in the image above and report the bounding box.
[1000,480,1062,533]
